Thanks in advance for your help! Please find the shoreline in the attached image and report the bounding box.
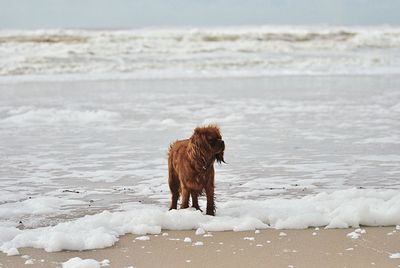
[1,227,400,268]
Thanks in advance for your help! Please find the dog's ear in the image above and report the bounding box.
[188,129,203,160]
[215,150,225,164]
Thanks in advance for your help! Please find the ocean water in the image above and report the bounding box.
[0,27,400,253]
[1,26,400,81]
[1,75,400,229]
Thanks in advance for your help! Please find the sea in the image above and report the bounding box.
[0,25,399,253]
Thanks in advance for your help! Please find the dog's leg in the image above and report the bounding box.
[180,187,190,209]
[204,170,216,216]
[168,161,179,210]
[205,186,215,216]
[169,185,179,210]
[191,191,202,212]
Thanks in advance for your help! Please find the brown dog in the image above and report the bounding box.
[168,125,225,216]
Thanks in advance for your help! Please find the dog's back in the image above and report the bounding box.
[168,139,189,173]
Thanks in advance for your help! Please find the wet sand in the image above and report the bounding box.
[1,227,400,268]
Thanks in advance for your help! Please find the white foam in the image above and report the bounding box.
[25,259,34,265]
[62,257,108,268]
[347,231,361,239]
[1,189,399,254]
[135,236,150,241]
[4,247,19,256]
[389,253,400,259]
[195,228,205,235]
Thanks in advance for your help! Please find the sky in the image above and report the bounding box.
[0,0,399,29]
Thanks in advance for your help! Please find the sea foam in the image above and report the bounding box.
[0,189,399,254]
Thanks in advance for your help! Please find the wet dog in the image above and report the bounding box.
[168,125,225,216]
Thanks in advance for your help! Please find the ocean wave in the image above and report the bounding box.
[0,34,88,44]
[1,107,120,125]
[1,27,399,46]
[191,30,357,43]
[1,26,400,79]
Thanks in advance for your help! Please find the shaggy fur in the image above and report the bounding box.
[168,125,225,216]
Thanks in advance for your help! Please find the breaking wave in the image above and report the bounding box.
[1,26,400,80]
[1,107,120,125]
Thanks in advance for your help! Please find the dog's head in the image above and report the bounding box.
[189,124,225,164]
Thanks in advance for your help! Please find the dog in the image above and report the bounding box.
[168,125,225,216]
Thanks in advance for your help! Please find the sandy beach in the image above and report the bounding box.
[0,227,399,268]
